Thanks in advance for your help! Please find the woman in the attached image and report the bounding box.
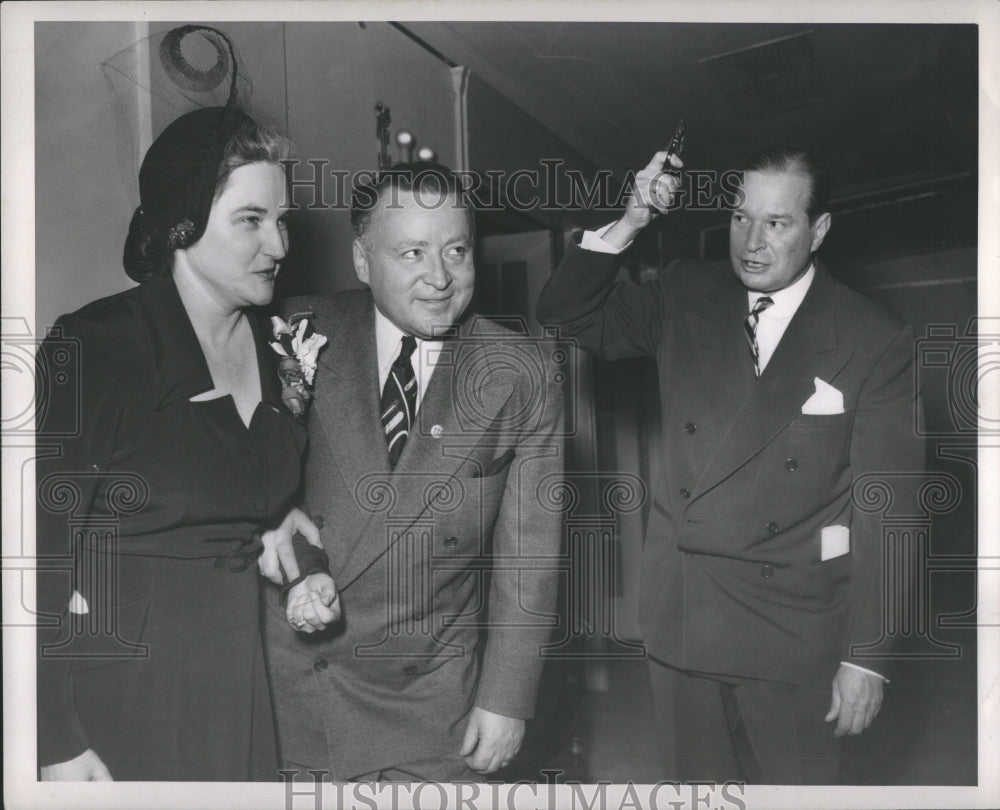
[36,105,333,781]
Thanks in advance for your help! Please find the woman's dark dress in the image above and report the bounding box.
[36,273,306,780]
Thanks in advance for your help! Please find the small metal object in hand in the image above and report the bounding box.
[647,118,686,215]
[667,117,686,159]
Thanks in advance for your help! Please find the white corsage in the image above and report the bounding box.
[269,313,328,416]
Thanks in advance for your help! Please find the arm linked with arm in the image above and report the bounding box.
[536,149,685,359]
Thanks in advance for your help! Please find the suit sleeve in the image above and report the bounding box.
[35,315,123,766]
[844,323,925,672]
[473,349,565,719]
[536,236,667,360]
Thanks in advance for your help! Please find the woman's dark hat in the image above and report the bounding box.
[137,106,254,245]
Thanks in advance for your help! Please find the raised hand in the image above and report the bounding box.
[603,151,685,249]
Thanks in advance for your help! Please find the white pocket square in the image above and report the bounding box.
[68,589,89,615]
[821,525,850,561]
[801,377,844,415]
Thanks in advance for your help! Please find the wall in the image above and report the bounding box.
[279,22,458,296]
[35,22,145,332]
[466,72,605,235]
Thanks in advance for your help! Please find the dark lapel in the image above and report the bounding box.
[682,266,758,430]
[142,274,290,416]
[136,272,215,409]
[248,308,283,407]
[691,265,851,500]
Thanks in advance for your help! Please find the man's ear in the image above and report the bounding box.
[810,212,832,252]
[353,239,369,285]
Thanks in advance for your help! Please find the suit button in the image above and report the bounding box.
[684,422,697,435]
[412,610,425,621]
[784,459,798,472]
[403,664,418,676]
[679,488,690,499]
[761,564,774,579]
[445,536,459,548]
[313,658,328,672]
[766,521,779,535]
[313,515,325,529]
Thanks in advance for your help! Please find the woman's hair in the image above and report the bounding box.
[122,107,293,283]
[215,120,293,199]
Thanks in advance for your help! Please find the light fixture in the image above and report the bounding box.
[395,129,415,163]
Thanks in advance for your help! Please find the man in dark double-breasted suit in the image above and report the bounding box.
[536,147,924,783]
[263,164,563,781]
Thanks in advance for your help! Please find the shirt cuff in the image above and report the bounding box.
[580,222,632,254]
[279,535,332,605]
[840,661,890,684]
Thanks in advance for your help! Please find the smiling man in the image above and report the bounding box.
[537,147,924,784]
[263,163,563,783]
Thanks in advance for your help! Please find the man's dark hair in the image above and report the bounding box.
[740,146,831,223]
[350,161,475,243]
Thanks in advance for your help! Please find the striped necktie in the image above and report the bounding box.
[744,296,775,376]
[381,336,418,468]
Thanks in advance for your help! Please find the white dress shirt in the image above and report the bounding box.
[748,265,814,374]
[374,306,442,411]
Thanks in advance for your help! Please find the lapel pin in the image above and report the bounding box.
[431,424,443,439]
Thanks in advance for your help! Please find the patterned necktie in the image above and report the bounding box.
[381,336,418,468]
[744,296,775,376]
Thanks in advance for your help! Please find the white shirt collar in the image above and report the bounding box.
[373,305,442,407]
[747,263,815,321]
[374,306,409,379]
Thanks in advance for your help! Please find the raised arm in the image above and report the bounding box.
[536,152,683,360]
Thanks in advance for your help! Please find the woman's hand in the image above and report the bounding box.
[286,573,340,633]
[259,507,321,585]
[40,748,113,781]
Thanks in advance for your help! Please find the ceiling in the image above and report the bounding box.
[401,22,978,199]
